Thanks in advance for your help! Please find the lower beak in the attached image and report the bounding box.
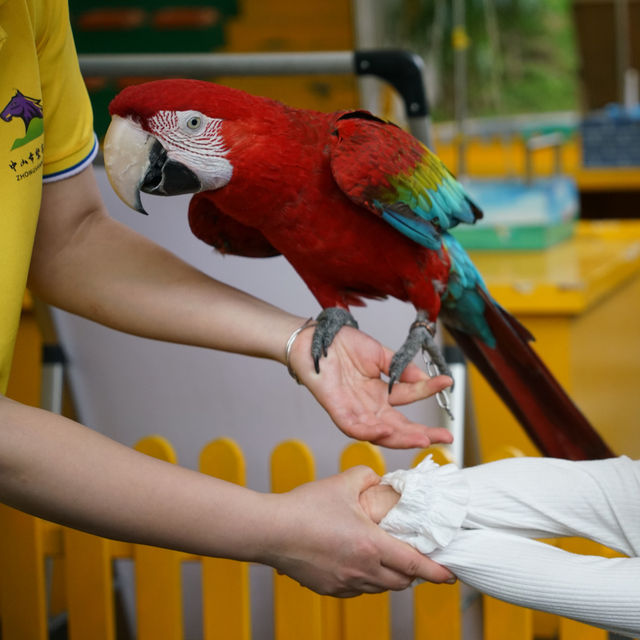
[104,115,201,215]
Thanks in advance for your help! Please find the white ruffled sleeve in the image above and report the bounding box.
[379,455,469,554]
[377,455,640,637]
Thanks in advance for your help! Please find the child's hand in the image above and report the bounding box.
[360,483,401,524]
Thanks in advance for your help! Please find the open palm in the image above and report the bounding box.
[289,325,453,449]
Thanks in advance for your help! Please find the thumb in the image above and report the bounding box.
[380,535,457,584]
[408,547,457,584]
[341,465,381,495]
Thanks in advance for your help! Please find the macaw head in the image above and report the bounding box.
[104,79,271,214]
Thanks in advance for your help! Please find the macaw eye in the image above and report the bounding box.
[186,116,202,130]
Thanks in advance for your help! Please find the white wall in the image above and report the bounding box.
[52,166,445,638]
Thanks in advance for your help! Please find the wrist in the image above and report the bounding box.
[238,311,308,365]
[284,318,317,383]
[245,493,293,566]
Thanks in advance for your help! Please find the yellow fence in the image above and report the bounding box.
[0,439,619,640]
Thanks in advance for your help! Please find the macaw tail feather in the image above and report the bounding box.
[444,292,614,460]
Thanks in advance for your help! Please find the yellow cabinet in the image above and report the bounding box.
[465,220,640,460]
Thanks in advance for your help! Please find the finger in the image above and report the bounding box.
[389,374,453,406]
[371,423,434,449]
[338,420,394,444]
[397,361,431,383]
[340,574,409,595]
[340,565,420,594]
[372,424,454,449]
[379,349,450,388]
[338,416,430,449]
[333,569,413,596]
[341,464,381,495]
[371,566,417,591]
[422,426,454,445]
[379,536,456,584]
[356,414,453,449]
[333,585,385,598]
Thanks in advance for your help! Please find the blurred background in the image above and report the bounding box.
[68,0,640,213]
[6,1,640,639]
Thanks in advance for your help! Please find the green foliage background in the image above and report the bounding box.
[388,0,580,120]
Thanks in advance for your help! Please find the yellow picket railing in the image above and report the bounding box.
[0,439,626,639]
[412,447,462,640]
[481,446,534,640]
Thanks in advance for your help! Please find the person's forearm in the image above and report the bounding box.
[28,167,456,450]
[28,168,304,364]
[0,396,456,592]
[0,395,276,560]
[432,529,640,638]
[462,456,640,556]
[368,457,640,636]
[29,210,303,362]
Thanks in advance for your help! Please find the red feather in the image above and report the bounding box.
[447,290,612,459]
[111,80,613,460]
[188,192,280,258]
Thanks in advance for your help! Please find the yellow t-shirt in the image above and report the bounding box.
[0,0,97,392]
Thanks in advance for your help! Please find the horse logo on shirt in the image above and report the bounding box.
[1,90,44,150]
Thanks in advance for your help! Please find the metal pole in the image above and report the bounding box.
[614,0,631,105]
[79,51,355,78]
[452,0,469,177]
[40,345,66,415]
[442,345,467,465]
[79,49,433,146]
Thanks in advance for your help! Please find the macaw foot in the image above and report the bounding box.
[389,311,453,403]
[311,307,359,373]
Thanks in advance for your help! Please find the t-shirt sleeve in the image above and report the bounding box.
[36,0,97,182]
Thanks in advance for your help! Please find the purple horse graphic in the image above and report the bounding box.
[2,90,44,150]
[1,90,43,133]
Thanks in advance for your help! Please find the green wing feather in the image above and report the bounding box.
[329,111,482,250]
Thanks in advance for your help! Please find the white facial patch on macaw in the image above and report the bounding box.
[148,110,233,190]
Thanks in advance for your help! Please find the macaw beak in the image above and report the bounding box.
[103,115,201,215]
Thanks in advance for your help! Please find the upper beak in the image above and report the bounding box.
[104,115,154,214]
[103,115,201,215]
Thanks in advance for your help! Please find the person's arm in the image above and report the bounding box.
[460,456,640,555]
[27,166,452,449]
[0,394,454,593]
[435,529,640,638]
[361,459,640,637]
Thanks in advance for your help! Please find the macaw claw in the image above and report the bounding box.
[388,311,452,395]
[311,307,359,373]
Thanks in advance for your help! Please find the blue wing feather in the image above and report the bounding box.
[328,110,482,250]
[440,233,496,346]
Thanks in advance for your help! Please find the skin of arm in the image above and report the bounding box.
[360,483,401,524]
[0,395,454,593]
[359,460,640,637]
[27,166,453,449]
[2,165,459,592]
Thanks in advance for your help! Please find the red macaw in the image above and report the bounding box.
[104,79,612,460]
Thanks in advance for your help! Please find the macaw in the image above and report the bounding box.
[103,78,613,460]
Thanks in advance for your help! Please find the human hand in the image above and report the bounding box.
[261,466,455,596]
[359,482,401,524]
[289,325,454,449]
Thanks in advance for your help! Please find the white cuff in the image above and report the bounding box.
[379,455,469,554]
[377,455,640,637]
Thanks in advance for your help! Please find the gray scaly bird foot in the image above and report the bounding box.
[389,312,454,418]
[311,307,359,373]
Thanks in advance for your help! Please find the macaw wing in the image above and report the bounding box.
[328,111,482,250]
[188,191,281,258]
